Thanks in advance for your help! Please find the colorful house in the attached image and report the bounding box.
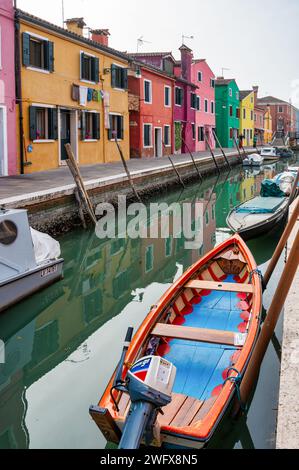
[257,95,298,136]
[128,60,174,158]
[263,107,273,143]
[0,0,17,176]
[239,90,254,146]
[16,11,130,173]
[252,86,265,145]
[215,78,240,148]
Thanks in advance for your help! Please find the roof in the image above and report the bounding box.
[239,90,253,100]
[16,9,130,63]
[129,51,175,59]
[176,76,197,88]
[257,95,289,105]
[179,44,193,53]
[215,78,236,86]
[130,59,175,81]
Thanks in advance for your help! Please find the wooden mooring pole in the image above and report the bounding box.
[233,136,244,163]
[204,135,220,174]
[180,137,203,181]
[234,228,299,416]
[168,155,185,189]
[212,129,231,170]
[114,135,142,203]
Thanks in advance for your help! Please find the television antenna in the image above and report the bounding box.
[137,36,152,53]
[182,34,194,44]
[221,67,230,77]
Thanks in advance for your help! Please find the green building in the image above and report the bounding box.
[215,78,240,148]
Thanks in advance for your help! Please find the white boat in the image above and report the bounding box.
[243,153,264,167]
[260,147,279,160]
[0,208,64,313]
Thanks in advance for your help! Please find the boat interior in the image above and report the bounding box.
[117,244,255,433]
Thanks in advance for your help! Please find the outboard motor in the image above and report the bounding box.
[118,355,176,449]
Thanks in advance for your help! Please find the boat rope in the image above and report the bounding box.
[249,268,263,284]
[224,367,248,413]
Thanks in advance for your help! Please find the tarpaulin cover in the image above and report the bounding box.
[260,179,286,198]
[236,196,285,214]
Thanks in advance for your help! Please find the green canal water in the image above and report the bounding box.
[0,155,298,449]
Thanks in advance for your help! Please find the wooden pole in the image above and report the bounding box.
[233,136,244,163]
[234,229,299,415]
[74,188,87,229]
[113,136,142,203]
[263,196,299,288]
[180,137,203,181]
[204,135,220,174]
[168,155,185,188]
[212,129,231,170]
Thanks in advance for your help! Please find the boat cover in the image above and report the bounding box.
[30,228,61,264]
[260,179,285,198]
[236,196,285,214]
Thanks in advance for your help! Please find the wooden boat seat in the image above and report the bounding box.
[185,280,253,294]
[152,323,246,347]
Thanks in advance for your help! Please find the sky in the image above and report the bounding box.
[17,0,299,106]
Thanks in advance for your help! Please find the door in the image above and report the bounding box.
[60,109,71,161]
[0,107,7,176]
[154,128,162,158]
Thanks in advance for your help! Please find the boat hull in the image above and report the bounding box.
[0,259,64,313]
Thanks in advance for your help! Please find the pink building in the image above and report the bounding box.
[0,0,17,176]
[192,59,216,151]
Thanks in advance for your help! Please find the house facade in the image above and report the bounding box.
[239,90,254,146]
[128,61,174,158]
[257,95,297,136]
[0,0,17,176]
[191,59,216,151]
[263,107,273,143]
[16,11,130,174]
[252,86,265,144]
[215,78,240,148]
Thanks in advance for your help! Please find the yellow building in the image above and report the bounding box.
[263,108,273,143]
[16,11,130,173]
[239,90,254,146]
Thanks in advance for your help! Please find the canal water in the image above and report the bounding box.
[0,155,298,449]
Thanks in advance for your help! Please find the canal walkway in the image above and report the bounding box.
[276,198,299,449]
[0,147,253,207]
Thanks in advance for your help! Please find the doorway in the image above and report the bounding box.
[154,127,162,158]
[0,106,8,176]
[59,109,78,164]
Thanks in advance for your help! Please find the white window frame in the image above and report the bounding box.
[109,113,124,141]
[24,31,51,75]
[210,78,215,88]
[198,71,202,82]
[164,86,171,107]
[144,79,152,104]
[175,86,183,107]
[236,91,239,100]
[192,123,196,140]
[80,50,97,85]
[164,125,171,147]
[32,105,56,143]
[196,96,201,111]
[204,99,208,113]
[111,62,127,92]
[278,106,283,113]
[191,93,197,110]
[82,109,100,142]
[229,88,232,97]
[143,123,153,148]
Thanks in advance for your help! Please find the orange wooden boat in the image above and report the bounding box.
[90,234,262,449]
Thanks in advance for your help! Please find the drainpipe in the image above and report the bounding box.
[15,10,25,174]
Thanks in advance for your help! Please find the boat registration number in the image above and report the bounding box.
[41,265,58,278]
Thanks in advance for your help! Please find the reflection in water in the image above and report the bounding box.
[0,154,298,449]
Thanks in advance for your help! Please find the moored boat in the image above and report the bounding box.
[90,235,262,449]
[243,153,264,167]
[260,147,280,160]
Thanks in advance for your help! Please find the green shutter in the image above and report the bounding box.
[48,41,54,72]
[81,111,86,140]
[22,33,30,67]
[29,106,37,141]
[94,58,99,83]
[48,109,58,140]
[93,113,100,140]
[80,53,85,80]
[111,64,117,88]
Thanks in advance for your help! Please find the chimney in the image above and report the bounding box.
[65,17,86,36]
[91,29,110,47]
[179,44,193,82]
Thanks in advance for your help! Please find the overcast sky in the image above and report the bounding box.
[17,0,299,106]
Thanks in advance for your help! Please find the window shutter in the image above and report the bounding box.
[80,53,84,80]
[81,111,86,140]
[22,32,30,66]
[94,58,99,83]
[108,115,113,139]
[123,68,128,90]
[29,106,37,141]
[111,64,117,88]
[48,41,54,72]
[93,113,100,140]
[119,116,124,140]
[48,108,58,140]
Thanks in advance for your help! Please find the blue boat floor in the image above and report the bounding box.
[163,275,243,402]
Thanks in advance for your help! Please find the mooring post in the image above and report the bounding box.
[113,135,142,203]
[234,228,299,416]
[204,135,221,174]
[212,129,231,170]
[233,136,244,163]
[180,136,203,181]
[168,155,185,188]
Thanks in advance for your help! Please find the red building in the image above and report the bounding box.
[128,61,175,158]
[257,95,298,136]
[253,86,265,144]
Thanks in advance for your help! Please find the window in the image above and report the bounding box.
[108,114,124,140]
[229,128,233,139]
[254,113,257,122]
[164,86,171,107]
[236,91,239,100]
[210,78,215,88]
[278,106,283,113]
[111,64,128,89]
[198,71,202,82]
[81,111,100,140]
[250,129,253,139]
[211,101,214,114]
[229,88,232,97]
[229,105,233,116]
[22,33,54,72]
[198,126,204,142]
[191,93,197,109]
[243,108,246,119]
[164,125,171,146]
[80,52,99,83]
[165,237,173,257]
[175,87,183,106]
[204,99,208,113]
[144,80,152,103]
[143,123,152,147]
[192,123,196,140]
[251,110,254,121]
[29,106,58,141]
[196,96,201,111]
[236,108,240,118]
[145,245,154,273]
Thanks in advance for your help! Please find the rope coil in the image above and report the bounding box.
[224,367,248,413]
